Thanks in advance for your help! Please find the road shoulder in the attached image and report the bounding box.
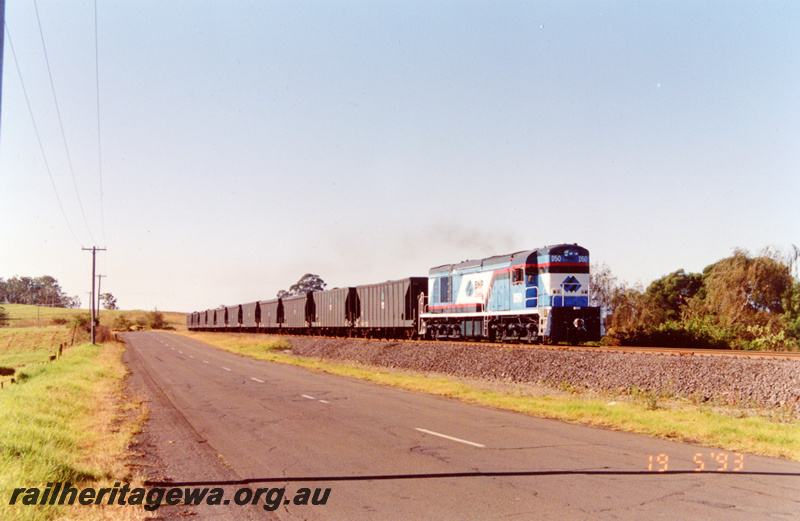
[122,335,271,520]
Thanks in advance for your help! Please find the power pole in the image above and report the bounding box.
[82,247,106,343]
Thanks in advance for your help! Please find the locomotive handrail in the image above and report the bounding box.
[418,294,429,314]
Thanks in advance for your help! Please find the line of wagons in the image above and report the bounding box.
[186,278,428,339]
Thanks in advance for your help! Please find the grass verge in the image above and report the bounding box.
[2,303,187,331]
[177,331,800,462]
[0,328,74,381]
[0,341,147,521]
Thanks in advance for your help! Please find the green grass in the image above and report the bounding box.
[2,303,187,330]
[0,341,146,521]
[0,328,74,387]
[176,331,800,462]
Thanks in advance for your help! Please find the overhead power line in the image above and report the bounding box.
[5,22,82,246]
[94,0,107,247]
[33,0,96,245]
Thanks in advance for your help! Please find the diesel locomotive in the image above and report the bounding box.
[186,243,602,344]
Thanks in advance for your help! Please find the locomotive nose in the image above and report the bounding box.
[573,318,585,331]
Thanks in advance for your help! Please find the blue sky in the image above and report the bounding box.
[1,1,798,312]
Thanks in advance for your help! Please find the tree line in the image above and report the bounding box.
[0,276,81,308]
[590,247,800,350]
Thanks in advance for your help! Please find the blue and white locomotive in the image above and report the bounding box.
[188,243,602,344]
[419,244,602,343]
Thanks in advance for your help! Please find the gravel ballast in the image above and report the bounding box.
[288,337,800,417]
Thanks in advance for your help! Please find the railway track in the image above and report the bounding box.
[209,331,800,360]
[535,343,800,360]
[400,339,800,360]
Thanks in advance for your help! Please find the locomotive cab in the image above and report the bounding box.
[537,245,590,308]
[535,245,600,343]
[509,252,540,310]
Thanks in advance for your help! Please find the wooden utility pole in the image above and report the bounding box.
[82,247,106,343]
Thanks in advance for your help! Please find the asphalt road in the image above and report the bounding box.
[121,331,800,520]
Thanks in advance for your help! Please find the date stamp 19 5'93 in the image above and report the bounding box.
[648,452,745,473]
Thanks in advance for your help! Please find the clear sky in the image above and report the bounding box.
[1,1,798,313]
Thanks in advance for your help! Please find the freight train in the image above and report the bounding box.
[186,243,602,344]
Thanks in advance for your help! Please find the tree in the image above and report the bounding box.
[148,309,166,330]
[99,293,118,310]
[277,274,327,298]
[0,275,80,307]
[701,248,792,325]
[589,262,617,316]
[645,269,703,321]
[606,283,666,333]
[782,281,800,338]
[594,248,799,349]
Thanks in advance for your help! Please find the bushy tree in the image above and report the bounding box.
[148,310,166,330]
[277,274,326,298]
[700,248,791,325]
[112,313,133,330]
[782,281,800,338]
[644,269,703,321]
[99,293,118,310]
[589,262,617,322]
[607,283,667,334]
[70,313,91,330]
[603,247,798,350]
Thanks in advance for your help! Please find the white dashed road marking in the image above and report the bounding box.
[415,428,485,448]
[251,377,264,383]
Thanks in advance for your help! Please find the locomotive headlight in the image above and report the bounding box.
[573,318,585,330]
